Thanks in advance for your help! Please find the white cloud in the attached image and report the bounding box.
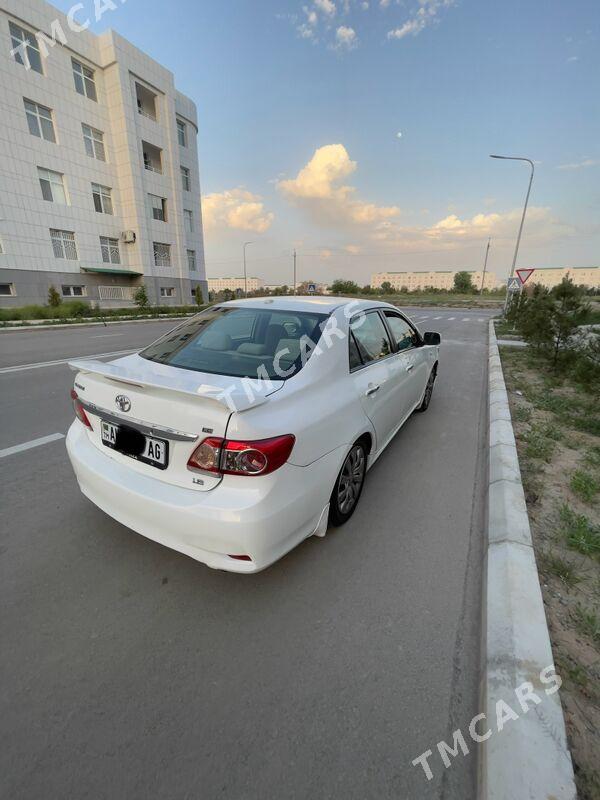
[566,55,579,62]
[335,25,358,49]
[202,188,274,234]
[557,158,600,170]
[372,207,574,250]
[387,0,455,40]
[278,144,400,226]
[379,0,391,7]
[314,0,336,16]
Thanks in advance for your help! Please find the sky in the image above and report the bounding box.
[53,0,600,285]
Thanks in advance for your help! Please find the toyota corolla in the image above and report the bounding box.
[66,296,440,572]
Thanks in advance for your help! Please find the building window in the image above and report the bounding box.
[72,59,97,101]
[62,285,86,297]
[82,123,106,161]
[24,100,56,142]
[0,283,15,296]
[153,242,171,267]
[149,194,167,221]
[9,22,43,74]
[142,141,162,173]
[187,249,196,271]
[177,119,187,147]
[38,168,68,204]
[184,209,193,232]
[92,183,113,214]
[50,229,78,260]
[180,166,191,191]
[160,287,175,298]
[100,236,120,264]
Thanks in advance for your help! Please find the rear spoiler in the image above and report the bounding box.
[68,359,271,413]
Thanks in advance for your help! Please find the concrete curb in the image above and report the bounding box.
[479,321,576,800]
[0,314,196,333]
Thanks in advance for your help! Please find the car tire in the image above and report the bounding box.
[415,365,437,413]
[329,441,367,527]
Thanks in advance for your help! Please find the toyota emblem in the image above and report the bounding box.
[115,394,131,412]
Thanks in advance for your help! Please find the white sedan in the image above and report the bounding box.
[66,297,440,572]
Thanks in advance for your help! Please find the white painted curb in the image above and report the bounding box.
[479,321,576,800]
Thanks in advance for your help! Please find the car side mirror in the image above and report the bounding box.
[423,331,441,346]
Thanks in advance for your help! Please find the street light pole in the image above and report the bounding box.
[489,154,535,313]
[242,241,254,297]
[480,237,491,296]
[293,249,297,295]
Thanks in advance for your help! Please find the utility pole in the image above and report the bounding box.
[293,249,297,295]
[480,238,491,296]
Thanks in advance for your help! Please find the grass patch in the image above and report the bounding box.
[539,552,584,589]
[570,470,600,504]
[512,406,532,423]
[523,424,556,462]
[560,505,600,559]
[584,445,600,469]
[573,604,600,646]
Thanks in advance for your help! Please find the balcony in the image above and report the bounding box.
[142,141,162,174]
[136,82,157,121]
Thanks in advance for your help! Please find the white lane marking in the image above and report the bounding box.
[478,318,485,322]
[417,316,429,320]
[91,333,125,338]
[447,317,456,321]
[0,432,65,458]
[462,317,471,321]
[0,349,137,374]
[433,316,442,320]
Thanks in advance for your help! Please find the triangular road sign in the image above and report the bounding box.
[507,277,521,291]
[516,268,535,285]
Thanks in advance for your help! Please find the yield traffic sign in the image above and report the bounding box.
[507,277,521,292]
[516,268,535,285]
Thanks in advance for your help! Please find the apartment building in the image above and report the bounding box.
[208,276,265,294]
[527,267,599,290]
[371,270,501,292]
[0,0,207,307]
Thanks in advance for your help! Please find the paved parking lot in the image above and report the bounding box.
[0,307,495,799]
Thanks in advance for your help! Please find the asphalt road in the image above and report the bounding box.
[0,308,494,800]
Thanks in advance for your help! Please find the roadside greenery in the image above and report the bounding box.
[0,302,207,324]
[506,277,600,392]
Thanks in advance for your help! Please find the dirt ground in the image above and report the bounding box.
[499,345,600,799]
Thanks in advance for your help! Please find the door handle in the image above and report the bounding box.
[406,364,414,372]
[365,384,380,396]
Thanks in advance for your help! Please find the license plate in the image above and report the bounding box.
[101,421,168,470]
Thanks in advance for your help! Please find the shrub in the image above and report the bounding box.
[133,285,149,309]
[47,285,62,307]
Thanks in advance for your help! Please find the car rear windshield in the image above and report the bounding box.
[140,306,329,380]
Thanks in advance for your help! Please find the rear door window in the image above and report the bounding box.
[350,312,392,366]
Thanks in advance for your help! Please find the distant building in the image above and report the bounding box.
[0,0,207,308]
[526,267,599,290]
[371,270,500,292]
[208,276,264,294]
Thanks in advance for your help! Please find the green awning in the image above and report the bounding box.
[81,267,142,276]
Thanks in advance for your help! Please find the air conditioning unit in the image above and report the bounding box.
[122,230,136,244]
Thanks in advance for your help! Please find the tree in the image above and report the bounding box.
[47,285,62,307]
[380,281,393,294]
[453,271,475,293]
[194,286,203,306]
[133,285,149,310]
[517,285,554,349]
[549,278,589,365]
[329,279,360,294]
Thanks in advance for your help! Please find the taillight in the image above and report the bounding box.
[187,434,295,476]
[70,388,93,429]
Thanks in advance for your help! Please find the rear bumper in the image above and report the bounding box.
[66,422,343,572]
